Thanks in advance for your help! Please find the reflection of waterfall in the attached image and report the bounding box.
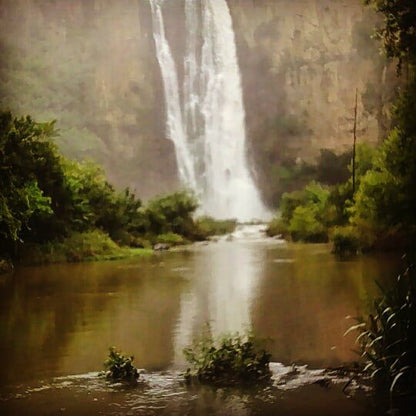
[150,0,267,221]
[173,226,266,366]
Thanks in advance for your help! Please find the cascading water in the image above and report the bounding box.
[150,0,268,221]
[149,0,197,189]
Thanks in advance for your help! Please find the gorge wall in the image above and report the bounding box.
[0,0,397,206]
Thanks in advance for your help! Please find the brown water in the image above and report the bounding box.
[0,225,401,415]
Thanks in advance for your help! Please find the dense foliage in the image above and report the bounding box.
[268,79,415,252]
[365,0,416,72]
[258,146,353,207]
[351,79,416,239]
[267,144,376,245]
[183,333,271,386]
[0,112,64,250]
[0,111,149,260]
[0,111,234,266]
[347,263,416,405]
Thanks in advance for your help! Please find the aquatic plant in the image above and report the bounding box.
[346,262,416,401]
[104,347,139,382]
[183,332,271,386]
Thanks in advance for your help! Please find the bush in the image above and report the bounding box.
[143,191,198,238]
[104,347,139,383]
[331,226,360,256]
[59,230,119,262]
[289,205,328,242]
[183,333,272,386]
[265,217,289,238]
[194,216,237,239]
[273,182,333,243]
[154,232,186,246]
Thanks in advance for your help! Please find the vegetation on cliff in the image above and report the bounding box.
[268,0,416,253]
[347,2,416,407]
[266,143,376,246]
[268,84,416,252]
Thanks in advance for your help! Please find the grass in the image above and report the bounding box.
[19,230,153,265]
[346,260,416,410]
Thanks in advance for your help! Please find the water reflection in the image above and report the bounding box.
[253,244,400,367]
[0,227,400,389]
[174,227,266,364]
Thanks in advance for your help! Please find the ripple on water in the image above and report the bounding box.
[0,363,373,416]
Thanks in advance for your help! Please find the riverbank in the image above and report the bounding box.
[1,230,153,270]
[0,217,238,272]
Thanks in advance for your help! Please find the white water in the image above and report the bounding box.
[149,0,197,189]
[150,0,268,221]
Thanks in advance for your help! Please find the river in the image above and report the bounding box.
[0,225,401,415]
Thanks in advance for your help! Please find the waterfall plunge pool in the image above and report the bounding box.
[0,225,400,415]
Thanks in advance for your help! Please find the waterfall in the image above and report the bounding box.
[149,0,197,189]
[150,0,267,221]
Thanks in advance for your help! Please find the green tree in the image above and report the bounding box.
[352,79,416,237]
[0,111,67,253]
[143,191,199,238]
[365,0,416,71]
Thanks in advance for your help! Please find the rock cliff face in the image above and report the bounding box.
[0,0,179,198]
[0,0,397,204]
[229,0,395,154]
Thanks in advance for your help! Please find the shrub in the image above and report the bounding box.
[183,333,271,386]
[331,226,360,256]
[346,262,416,400]
[104,347,139,383]
[289,205,328,242]
[280,189,307,223]
[194,216,237,239]
[274,182,333,243]
[154,232,186,246]
[143,191,198,238]
[59,230,119,262]
[265,217,289,238]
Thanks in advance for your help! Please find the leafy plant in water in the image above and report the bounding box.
[183,332,272,386]
[346,261,416,402]
[104,347,139,383]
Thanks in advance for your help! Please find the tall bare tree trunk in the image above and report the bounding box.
[352,88,358,195]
